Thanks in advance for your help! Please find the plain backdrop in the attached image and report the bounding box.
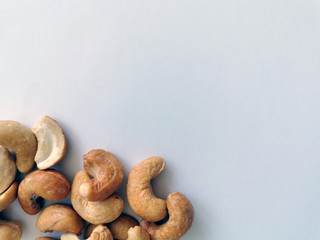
[1,1,320,239]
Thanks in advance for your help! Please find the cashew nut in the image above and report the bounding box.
[0,219,22,240]
[0,146,16,194]
[31,115,67,170]
[79,149,124,201]
[140,192,194,240]
[108,214,139,240]
[0,182,18,212]
[0,120,37,173]
[71,171,124,224]
[62,224,113,240]
[18,169,70,215]
[127,226,150,240]
[127,156,167,222]
[35,204,84,235]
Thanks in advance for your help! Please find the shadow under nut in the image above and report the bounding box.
[127,157,167,222]
[18,170,70,215]
[71,171,124,224]
[0,120,37,173]
[140,192,195,240]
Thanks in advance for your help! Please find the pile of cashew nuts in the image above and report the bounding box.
[0,116,194,240]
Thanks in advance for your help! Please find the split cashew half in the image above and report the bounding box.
[0,120,37,173]
[0,146,16,194]
[71,171,124,224]
[32,115,67,170]
[108,214,139,240]
[35,204,84,235]
[127,156,167,222]
[62,224,113,240]
[140,192,194,240]
[79,149,124,201]
[18,170,70,215]
[0,182,18,212]
[0,219,22,240]
[127,226,150,240]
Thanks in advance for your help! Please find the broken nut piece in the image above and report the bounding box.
[108,214,139,240]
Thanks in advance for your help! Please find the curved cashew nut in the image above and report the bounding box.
[18,170,70,215]
[62,224,113,240]
[127,226,150,240]
[35,204,84,235]
[0,219,22,240]
[127,156,167,222]
[0,120,37,173]
[79,149,124,201]
[140,192,194,240]
[0,182,18,212]
[0,146,16,194]
[108,214,138,240]
[32,115,67,170]
[71,171,124,224]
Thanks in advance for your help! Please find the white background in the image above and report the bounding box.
[1,1,320,239]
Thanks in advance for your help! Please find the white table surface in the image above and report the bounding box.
[1,1,320,239]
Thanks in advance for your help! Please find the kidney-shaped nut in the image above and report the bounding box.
[71,171,124,224]
[18,169,70,215]
[128,226,150,240]
[0,146,16,194]
[0,182,18,212]
[35,204,84,235]
[108,214,139,240]
[127,156,167,222]
[140,192,194,240]
[79,149,124,201]
[62,225,113,240]
[0,219,22,240]
[31,115,67,170]
[0,120,37,173]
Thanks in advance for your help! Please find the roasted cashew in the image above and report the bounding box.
[71,171,124,224]
[127,226,150,240]
[0,120,37,173]
[108,214,138,240]
[18,169,70,215]
[140,192,194,240]
[0,219,22,240]
[62,224,113,240]
[0,182,18,212]
[79,149,124,201]
[0,146,16,194]
[35,204,84,235]
[32,115,67,170]
[127,156,167,222]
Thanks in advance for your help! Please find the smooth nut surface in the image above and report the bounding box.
[18,169,70,215]
[32,115,67,170]
[71,171,124,224]
[0,219,22,240]
[79,149,124,201]
[0,182,18,212]
[35,204,84,235]
[0,120,37,173]
[140,192,194,240]
[128,226,150,240]
[0,146,16,194]
[108,214,139,240]
[127,156,167,222]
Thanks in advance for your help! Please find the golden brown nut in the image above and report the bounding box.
[35,204,84,235]
[62,224,113,240]
[0,182,18,212]
[127,226,150,240]
[0,120,37,173]
[79,149,124,201]
[0,146,16,194]
[140,192,194,240]
[0,219,22,240]
[18,170,70,215]
[127,157,167,222]
[108,214,139,240]
[71,171,124,224]
[32,115,67,170]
